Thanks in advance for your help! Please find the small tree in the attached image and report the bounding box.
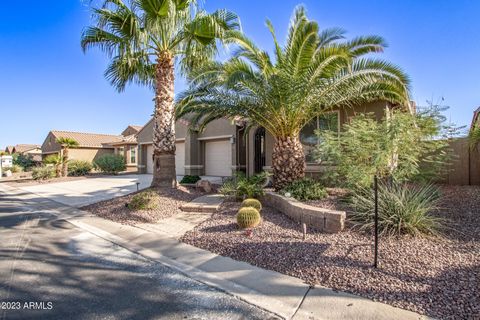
[56,137,79,177]
[315,105,455,188]
[44,154,62,178]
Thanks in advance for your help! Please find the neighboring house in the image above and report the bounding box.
[41,126,141,171]
[4,146,14,154]
[137,101,401,177]
[12,144,42,162]
[108,125,143,171]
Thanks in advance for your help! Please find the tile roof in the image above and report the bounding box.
[14,144,41,153]
[50,130,123,148]
[107,134,138,146]
[129,125,143,132]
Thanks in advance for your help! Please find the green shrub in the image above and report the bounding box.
[350,182,442,236]
[281,178,327,201]
[219,172,269,199]
[180,175,201,184]
[94,154,126,174]
[10,164,23,173]
[128,190,159,210]
[236,207,261,229]
[241,198,262,211]
[13,153,34,169]
[32,166,56,180]
[68,160,93,176]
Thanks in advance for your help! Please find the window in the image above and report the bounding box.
[130,147,136,164]
[300,112,339,163]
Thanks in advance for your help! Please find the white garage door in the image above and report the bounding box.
[145,143,185,175]
[205,140,232,176]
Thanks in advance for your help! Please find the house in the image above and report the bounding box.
[107,125,143,172]
[4,146,14,154]
[41,125,142,171]
[11,144,42,162]
[136,101,402,177]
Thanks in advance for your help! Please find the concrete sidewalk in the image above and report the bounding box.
[0,184,428,320]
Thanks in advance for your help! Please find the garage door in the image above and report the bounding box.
[205,140,232,176]
[145,143,185,175]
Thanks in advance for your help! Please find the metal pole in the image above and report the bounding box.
[374,175,379,268]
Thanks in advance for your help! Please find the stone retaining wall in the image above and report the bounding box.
[262,192,346,233]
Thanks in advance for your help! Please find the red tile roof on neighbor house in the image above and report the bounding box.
[13,144,41,153]
[50,130,123,148]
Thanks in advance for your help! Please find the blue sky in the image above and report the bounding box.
[0,0,477,149]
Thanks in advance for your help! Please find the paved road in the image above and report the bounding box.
[0,190,277,320]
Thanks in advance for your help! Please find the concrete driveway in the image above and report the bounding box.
[15,174,153,207]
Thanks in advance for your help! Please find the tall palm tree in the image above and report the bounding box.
[177,6,410,190]
[56,137,79,177]
[81,0,240,188]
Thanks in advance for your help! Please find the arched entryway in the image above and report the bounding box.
[254,127,266,173]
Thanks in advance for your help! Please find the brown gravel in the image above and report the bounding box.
[181,185,480,319]
[81,186,203,225]
[305,187,352,211]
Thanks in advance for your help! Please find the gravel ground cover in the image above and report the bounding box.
[181,185,480,319]
[304,187,352,211]
[82,186,203,224]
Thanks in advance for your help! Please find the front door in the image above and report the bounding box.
[254,127,265,174]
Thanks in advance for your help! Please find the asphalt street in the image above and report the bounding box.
[0,190,277,320]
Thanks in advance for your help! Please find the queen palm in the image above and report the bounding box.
[177,6,410,190]
[81,0,240,188]
[56,137,79,177]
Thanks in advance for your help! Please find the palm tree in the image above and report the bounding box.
[44,154,63,178]
[81,0,240,188]
[177,6,410,190]
[56,137,79,177]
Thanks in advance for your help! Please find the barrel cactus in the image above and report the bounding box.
[236,207,261,229]
[241,198,262,211]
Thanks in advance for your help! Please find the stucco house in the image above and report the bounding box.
[41,125,142,170]
[137,101,404,177]
[11,144,42,162]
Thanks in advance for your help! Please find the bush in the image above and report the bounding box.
[219,171,269,199]
[236,207,261,229]
[13,153,34,169]
[128,190,159,210]
[32,166,56,180]
[350,182,442,236]
[281,178,327,201]
[10,164,23,173]
[68,160,93,176]
[241,198,262,211]
[315,103,458,188]
[180,175,201,184]
[94,154,126,174]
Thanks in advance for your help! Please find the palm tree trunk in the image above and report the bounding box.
[151,51,177,188]
[272,136,306,190]
[61,147,68,177]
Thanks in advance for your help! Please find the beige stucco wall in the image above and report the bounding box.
[198,118,236,138]
[41,132,62,154]
[68,148,114,163]
[137,118,188,143]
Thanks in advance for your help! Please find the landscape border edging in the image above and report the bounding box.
[262,191,346,232]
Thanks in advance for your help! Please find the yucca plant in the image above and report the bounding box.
[43,154,63,178]
[350,182,443,236]
[81,0,240,188]
[56,137,79,177]
[177,6,410,190]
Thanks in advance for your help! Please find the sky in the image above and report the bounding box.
[0,0,478,149]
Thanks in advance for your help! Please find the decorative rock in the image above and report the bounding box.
[195,179,212,193]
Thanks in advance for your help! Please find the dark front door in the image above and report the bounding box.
[254,127,266,173]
